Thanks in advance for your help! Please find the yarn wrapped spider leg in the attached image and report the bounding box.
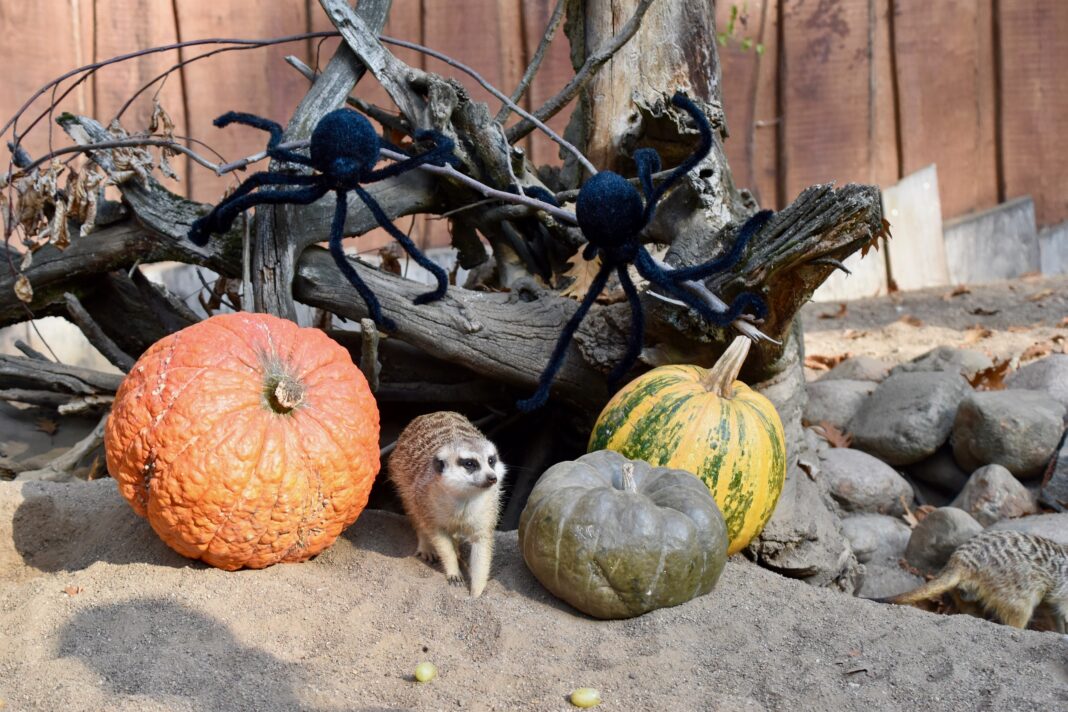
[517,92,772,412]
[187,108,458,330]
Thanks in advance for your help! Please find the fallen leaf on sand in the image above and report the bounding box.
[897,314,924,327]
[1020,342,1053,362]
[968,360,1011,391]
[63,586,82,596]
[970,306,999,316]
[1028,289,1055,302]
[804,353,851,371]
[962,326,993,345]
[819,303,848,320]
[943,285,971,299]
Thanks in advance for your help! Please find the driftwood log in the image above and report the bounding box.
[1,0,880,588]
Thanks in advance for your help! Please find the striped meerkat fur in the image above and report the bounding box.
[879,530,1068,631]
[388,411,505,597]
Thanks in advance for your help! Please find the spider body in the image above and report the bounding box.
[517,92,773,411]
[188,108,458,330]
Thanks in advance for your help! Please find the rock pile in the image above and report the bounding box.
[803,348,1068,607]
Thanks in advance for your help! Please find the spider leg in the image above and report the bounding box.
[635,247,767,326]
[656,209,773,281]
[517,260,614,412]
[608,265,645,386]
[326,189,396,331]
[188,176,325,246]
[352,185,449,305]
[646,93,714,208]
[362,130,458,182]
[634,148,661,208]
[212,111,313,166]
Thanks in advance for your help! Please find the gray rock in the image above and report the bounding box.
[890,346,993,379]
[803,380,876,430]
[840,513,911,566]
[950,464,1038,526]
[991,513,1068,546]
[856,564,925,600]
[1005,354,1068,419]
[747,463,861,593]
[950,389,1066,479]
[905,446,970,496]
[849,371,971,465]
[819,356,892,383]
[1039,430,1068,509]
[904,507,983,574]
[819,448,914,516]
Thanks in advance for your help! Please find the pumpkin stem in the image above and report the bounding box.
[620,462,637,493]
[267,375,305,413]
[698,335,752,398]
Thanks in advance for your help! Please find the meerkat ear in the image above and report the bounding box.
[433,457,446,474]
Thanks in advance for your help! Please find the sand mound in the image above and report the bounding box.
[1,479,1065,711]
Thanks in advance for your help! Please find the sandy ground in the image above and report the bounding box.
[2,479,1067,712]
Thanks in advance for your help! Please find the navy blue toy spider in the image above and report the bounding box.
[188,108,458,330]
[518,92,773,411]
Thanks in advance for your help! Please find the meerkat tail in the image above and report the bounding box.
[875,568,964,606]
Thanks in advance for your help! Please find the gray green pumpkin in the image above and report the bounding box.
[518,450,728,619]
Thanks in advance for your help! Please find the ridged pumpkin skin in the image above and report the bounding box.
[105,312,380,570]
[588,360,786,555]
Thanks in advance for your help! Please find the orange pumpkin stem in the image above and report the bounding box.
[268,375,305,413]
[698,335,752,398]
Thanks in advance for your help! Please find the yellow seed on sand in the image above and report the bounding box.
[570,687,601,707]
[414,661,437,683]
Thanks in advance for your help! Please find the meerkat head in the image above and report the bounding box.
[432,438,505,495]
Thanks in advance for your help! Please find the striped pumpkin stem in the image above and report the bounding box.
[698,336,753,398]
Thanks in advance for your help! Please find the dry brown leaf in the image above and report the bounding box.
[813,421,853,448]
[559,255,602,300]
[63,585,82,596]
[897,314,924,327]
[962,326,993,345]
[861,217,892,258]
[1006,325,1032,333]
[65,165,106,238]
[377,243,403,275]
[943,284,971,299]
[843,329,868,340]
[969,306,999,316]
[804,353,851,371]
[887,278,900,294]
[819,303,848,320]
[35,417,59,436]
[1028,288,1055,302]
[148,99,176,139]
[14,274,33,303]
[1021,342,1053,362]
[968,360,1011,391]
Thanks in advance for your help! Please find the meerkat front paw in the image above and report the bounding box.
[416,546,438,563]
[446,574,465,587]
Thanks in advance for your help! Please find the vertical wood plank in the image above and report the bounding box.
[519,0,576,166]
[997,0,1068,226]
[0,1,96,162]
[780,0,896,203]
[93,0,189,196]
[174,0,311,202]
[716,0,779,208]
[891,0,997,221]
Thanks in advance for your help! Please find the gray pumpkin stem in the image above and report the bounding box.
[698,335,752,398]
[620,462,637,493]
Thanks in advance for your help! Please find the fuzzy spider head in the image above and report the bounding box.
[575,171,646,255]
[309,108,381,183]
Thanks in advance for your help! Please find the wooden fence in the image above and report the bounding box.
[2,0,1066,247]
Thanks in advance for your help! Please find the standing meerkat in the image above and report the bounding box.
[878,530,1068,631]
[388,411,506,597]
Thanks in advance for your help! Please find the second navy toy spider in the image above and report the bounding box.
[187,108,457,331]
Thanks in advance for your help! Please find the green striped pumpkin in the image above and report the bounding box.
[588,336,786,554]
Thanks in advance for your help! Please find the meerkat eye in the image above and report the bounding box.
[488,454,497,467]
[461,458,478,472]
[433,458,446,474]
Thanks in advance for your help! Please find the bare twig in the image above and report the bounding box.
[378,34,597,175]
[359,318,382,392]
[496,0,567,124]
[507,0,656,143]
[19,138,219,175]
[14,339,49,361]
[63,292,136,372]
[14,412,108,482]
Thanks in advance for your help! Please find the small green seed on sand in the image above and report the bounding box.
[414,661,437,683]
[570,688,601,707]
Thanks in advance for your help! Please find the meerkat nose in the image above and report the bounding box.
[484,472,498,485]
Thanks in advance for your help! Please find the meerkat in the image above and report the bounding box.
[877,530,1068,631]
[388,411,506,598]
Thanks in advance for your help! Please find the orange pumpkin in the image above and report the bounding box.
[105,312,380,570]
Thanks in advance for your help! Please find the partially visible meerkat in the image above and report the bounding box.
[388,411,506,598]
[877,530,1068,631]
